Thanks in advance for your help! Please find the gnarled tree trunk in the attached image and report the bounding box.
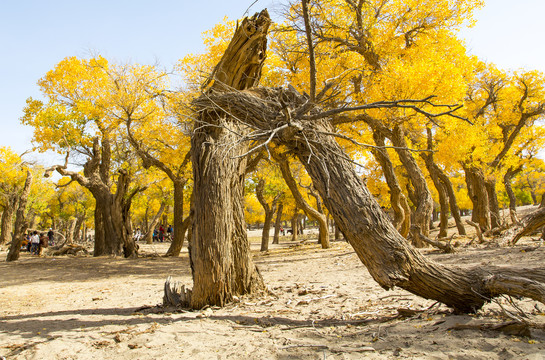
[189,10,270,308]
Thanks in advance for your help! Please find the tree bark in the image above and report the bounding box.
[189,10,270,308]
[6,170,33,262]
[421,129,449,238]
[291,210,299,242]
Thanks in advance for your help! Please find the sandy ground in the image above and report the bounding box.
[2,218,545,359]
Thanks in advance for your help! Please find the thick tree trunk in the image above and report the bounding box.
[371,130,411,237]
[6,171,32,262]
[273,202,283,244]
[463,165,491,231]
[191,122,264,306]
[189,10,270,308]
[92,192,125,256]
[391,125,433,244]
[66,218,77,244]
[73,214,85,242]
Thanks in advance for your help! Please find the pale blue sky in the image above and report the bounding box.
[1,0,544,166]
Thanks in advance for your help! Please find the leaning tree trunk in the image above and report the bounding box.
[283,118,542,312]
[391,125,433,244]
[508,206,545,245]
[371,130,411,237]
[6,170,33,262]
[189,10,270,309]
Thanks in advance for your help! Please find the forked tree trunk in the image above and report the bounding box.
[6,170,33,262]
[371,130,411,237]
[189,10,270,308]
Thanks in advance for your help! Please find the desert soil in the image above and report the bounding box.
[2,218,545,359]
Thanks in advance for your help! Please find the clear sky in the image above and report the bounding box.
[1,0,544,166]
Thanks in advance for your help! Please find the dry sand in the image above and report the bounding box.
[2,225,545,359]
